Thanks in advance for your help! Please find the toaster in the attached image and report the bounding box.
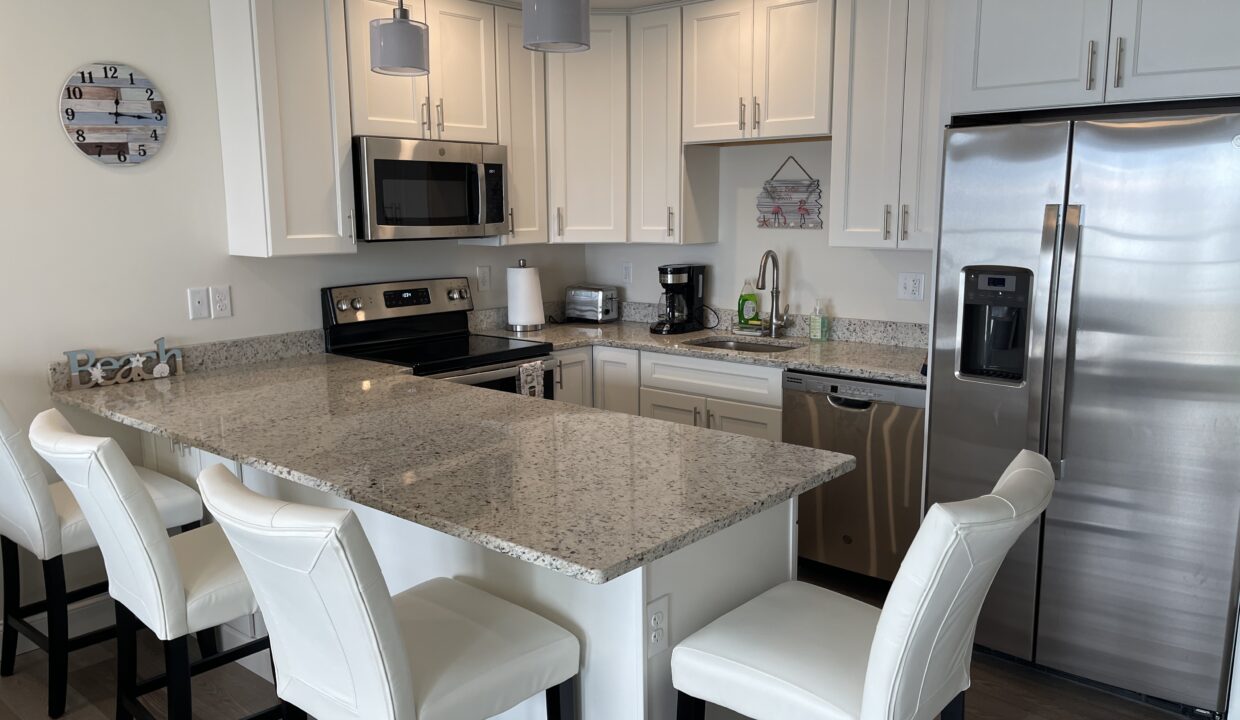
[564,284,619,323]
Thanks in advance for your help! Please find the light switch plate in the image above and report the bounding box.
[209,286,233,318]
[622,262,634,285]
[898,273,926,301]
[187,288,210,320]
[646,594,670,658]
[476,265,492,291]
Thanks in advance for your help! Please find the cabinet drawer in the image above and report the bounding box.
[640,351,782,408]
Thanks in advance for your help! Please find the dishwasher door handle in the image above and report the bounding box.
[825,394,876,412]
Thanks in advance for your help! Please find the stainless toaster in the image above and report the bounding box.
[564,284,619,323]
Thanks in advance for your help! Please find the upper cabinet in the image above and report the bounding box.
[345,0,430,138]
[211,0,356,257]
[830,0,946,250]
[952,0,1240,114]
[683,0,832,143]
[494,6,548,244]
[629,8,682,244]
[547,14,629,244]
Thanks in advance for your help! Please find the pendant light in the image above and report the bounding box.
[523,0,590,53]
[370,0,429,76]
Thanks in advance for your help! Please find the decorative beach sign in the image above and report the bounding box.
[756,155,823,230]
[65,338,183,390]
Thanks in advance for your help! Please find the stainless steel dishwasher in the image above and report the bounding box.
[784,372,926,581]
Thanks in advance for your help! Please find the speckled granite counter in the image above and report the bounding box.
[53,354,854,584]
[491,322,929,387]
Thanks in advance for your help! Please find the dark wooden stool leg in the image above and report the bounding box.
[43,556,69,718]
[676,691,706,720]
[164,635,192,720]
[196,627,219,658]
[115,602,138,720]
[942,691,966,720]
[281,701,308,720]
[0,537,19,677]
[545,675,578,720]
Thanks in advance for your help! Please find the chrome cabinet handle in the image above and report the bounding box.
[739,97,746,131]
[1114,37,1125,88]
[753,96,760,130]
[507,208,515,234]
[556,207,564,237]
[1086,40,1097,90]
[667,206,674,237]
[882,204,892,240]
[421,100,431,131]
[555,362,563,390]
[693,407,701,426]
[901,204,910,242]
[436,99,445,132]
[707,410,716,428]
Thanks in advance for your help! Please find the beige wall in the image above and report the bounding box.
[584,141,935,323]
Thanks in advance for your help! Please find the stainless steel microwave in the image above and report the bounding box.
[354,137,508,241]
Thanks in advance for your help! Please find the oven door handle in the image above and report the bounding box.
[432,358,558,385]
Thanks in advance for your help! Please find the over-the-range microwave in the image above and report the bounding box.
[354,137,508,241]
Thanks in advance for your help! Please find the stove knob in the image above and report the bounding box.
[351,298,364,310]
[336,299,351,312]
[458,287,470,299]
[448,289,460,300]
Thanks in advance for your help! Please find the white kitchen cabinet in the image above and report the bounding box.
[593,347,640,415]
[829,0,946,250]
[683,0,831,143]
[706,397,782,442]
[553,347,594,407]
[495,6,548,245]
[344,0,430,138]
[426,0,498,143]
[211,0,356,257]
[640,387,706,427]
[547,14,629,244]
[629,8,682,244]
[1105,0,1240,104]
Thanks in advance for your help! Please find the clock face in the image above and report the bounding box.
[60,62,167,166]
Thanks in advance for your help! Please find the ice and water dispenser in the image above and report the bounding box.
[959,267,1031,382]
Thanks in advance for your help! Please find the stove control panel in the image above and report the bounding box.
[324,277,474,325]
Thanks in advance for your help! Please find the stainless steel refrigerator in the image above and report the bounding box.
[926,113,1240,716]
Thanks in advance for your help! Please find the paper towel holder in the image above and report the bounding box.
[507,258,546,333]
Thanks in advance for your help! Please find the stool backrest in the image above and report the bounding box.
[198,464,415,720]
[0,401,61,560]
[861,449,1054,720]
[27,409,188,639]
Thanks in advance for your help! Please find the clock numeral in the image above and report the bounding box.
[79,70,94,84]
[146,88,154,101]
[65,108,76,121]
[95,144,103,157]
[154,110,164,121]
[128,72,135,85]
[101,65,118,79]
[150,129,159,141]
[65,86,83,100]
[117,150,128,163]
[138,144,147,157]
[75,129,85,142]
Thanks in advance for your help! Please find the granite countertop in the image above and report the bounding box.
[54,354,854,584]
[490,322,929,387]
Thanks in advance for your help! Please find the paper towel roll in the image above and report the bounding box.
[507,259,545,331]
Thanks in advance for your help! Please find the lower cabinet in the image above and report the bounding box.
[640,387,781,441]
[640,387,705,427]
[552,347,594,407]
[593,347,641,415]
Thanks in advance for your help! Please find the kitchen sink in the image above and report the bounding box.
[685,337,803,353]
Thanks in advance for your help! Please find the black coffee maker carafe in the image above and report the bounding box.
[650,264,706,334]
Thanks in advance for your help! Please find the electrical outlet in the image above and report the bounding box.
[476,265,492,291]
[646,594,670,657]
[622,262,634,285]
[187,288,210,320]
[209,285,233,318]
[898,273,926,301]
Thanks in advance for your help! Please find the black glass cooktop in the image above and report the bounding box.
[337,332,552,376]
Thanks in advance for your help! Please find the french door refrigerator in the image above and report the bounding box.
[927,113,1240,716]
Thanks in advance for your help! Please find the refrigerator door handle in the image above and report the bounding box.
[1046,204,1083,477]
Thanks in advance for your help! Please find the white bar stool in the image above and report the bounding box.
[671,450,1055,720]
[27,409,277,720]
[0,400,203,718]
[198,463,583,720]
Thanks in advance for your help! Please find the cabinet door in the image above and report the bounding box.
[752,0,833,139]
[547,14,628,244]
[706,398,783,442]
[641,387,706,427]
[593,347,640,415]
[495,7,548,245]
[552,347,593,407]
[629,9,682,244]
[1106,0,1240,104]
[427,0,498,143]
[682,0,753,143]
[950,0,1111,114]
[828,0,907,248]
[344,0,430,138]
[896,0,949,250]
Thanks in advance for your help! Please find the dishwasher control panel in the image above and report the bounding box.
[783,372,925,407]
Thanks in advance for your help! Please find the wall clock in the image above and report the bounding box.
[59,62,168,166]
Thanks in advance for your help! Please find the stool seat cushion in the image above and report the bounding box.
[671,581,880,720]
[396,577,580,720]
[170,523,258,635]
[49,468,203,556]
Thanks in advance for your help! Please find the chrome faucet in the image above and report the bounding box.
[755,250,789,338]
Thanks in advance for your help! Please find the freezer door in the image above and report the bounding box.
[926,122,1071,660]
[1036,114,1240,713]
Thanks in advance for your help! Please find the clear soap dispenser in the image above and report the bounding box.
[810,299,829,341]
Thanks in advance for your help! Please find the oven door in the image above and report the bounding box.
[355,137,507,241]
[429,357,559,400]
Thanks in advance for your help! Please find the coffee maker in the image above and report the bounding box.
[650,264,706,335]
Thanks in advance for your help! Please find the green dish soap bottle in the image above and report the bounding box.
[738,279,761,328]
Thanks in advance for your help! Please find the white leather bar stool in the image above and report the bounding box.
[0,400,203,718]
[198,463,584,720]
[671,450,1055,720]
[27,409,277,720]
